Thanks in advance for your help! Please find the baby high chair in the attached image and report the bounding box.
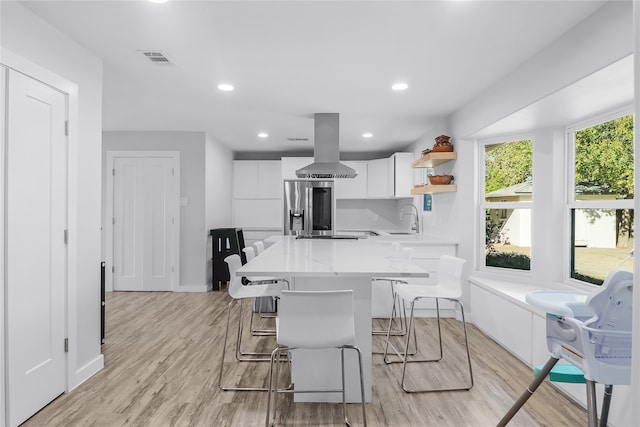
[497,265,633,427]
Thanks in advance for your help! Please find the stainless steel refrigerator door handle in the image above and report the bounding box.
[305,185,313,235]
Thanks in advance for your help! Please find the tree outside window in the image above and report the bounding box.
[483,139,532,271]
[570,114,634,285]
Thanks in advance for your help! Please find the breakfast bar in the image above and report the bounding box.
[236,236,429,403]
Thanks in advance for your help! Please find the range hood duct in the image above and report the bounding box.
[296,113,357,179]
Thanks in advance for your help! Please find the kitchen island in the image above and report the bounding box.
[236,236,430,403]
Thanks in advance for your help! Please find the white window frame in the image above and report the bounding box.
[478,134,534,275]
[565,107,634,286]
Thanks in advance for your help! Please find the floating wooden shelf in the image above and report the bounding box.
[411,152,457,168]
[411,184,457,195]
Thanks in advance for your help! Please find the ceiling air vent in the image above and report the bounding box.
[287,137,310,142]
[138,50,175,65]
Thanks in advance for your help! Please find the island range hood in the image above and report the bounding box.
[296,113,358,179]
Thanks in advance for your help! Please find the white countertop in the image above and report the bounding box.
[368,231,458,245]
[237,236,430,278]
[269,231,458,245]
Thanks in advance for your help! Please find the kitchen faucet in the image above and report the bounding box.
[400,203,420,234]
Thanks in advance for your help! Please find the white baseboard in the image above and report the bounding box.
[174,283,212,292]
[69,354,104,392]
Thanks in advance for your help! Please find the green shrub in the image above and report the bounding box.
[571,272,604,286]
[486,252,531,270]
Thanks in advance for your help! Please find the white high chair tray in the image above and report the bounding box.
[525,290,592,318]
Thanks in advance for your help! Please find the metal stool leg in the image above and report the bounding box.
[599,385,613,427]
[382,295,420,363]
[373,279,408,336]
[586,380,598,427]
[496,356,559,427]
[265,347,279,427]
[237,299,274,361]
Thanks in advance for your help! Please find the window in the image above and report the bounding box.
[480,138,533,271]
[568,113,634,285]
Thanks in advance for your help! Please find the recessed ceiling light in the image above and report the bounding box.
[258,132,269,138]
[148,0,168,3]
[362,133,373,138]
[392,82,408,91]
[217,83,234,91]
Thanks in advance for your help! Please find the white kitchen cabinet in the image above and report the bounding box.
[257,161,282,198]
[367,158,389,198]
[233,160,282,199]
[366,153,413,198]
[281,157,312,181]
[281,155,410,199]
[388,152,413,197]
[233,160,282,230]
[233,160,259,198]
[334,161,367,199]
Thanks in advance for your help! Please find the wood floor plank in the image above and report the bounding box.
[22,291,587,426]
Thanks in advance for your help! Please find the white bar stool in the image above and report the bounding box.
[218,254,288,392]
[383,255,474,393]
[242,246,279,337]
[265,290,367,426]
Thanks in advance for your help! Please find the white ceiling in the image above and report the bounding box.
[475,54,635,138]
[19,0,609,154]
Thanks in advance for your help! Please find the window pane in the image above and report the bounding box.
[484,139,532,203]
[574,114,634,201]
[570,208,634,285]
[485,208,531,271]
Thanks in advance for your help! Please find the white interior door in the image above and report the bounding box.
[113,156,176,291]
[6,70,67,427]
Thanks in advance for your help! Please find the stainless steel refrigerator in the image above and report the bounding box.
[283,180,335,237]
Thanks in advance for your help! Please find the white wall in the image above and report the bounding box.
[205,132,234,285]
[450,0,634,138]
[530,127,566,285]
[0,0,104,402]
[103,131,222,290]
[335,199,411,231]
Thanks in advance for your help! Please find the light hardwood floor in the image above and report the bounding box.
[23,291,587,426]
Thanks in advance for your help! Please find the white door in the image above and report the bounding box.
[6,70,67,427]
[113,156,176,291]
